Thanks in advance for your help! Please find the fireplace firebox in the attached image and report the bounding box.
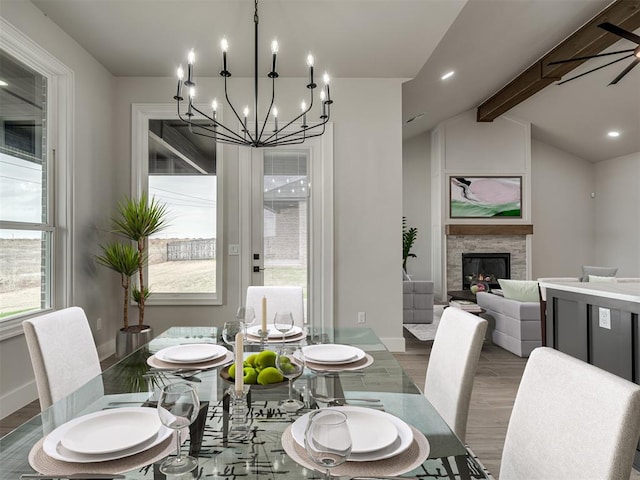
[462,253,510,290]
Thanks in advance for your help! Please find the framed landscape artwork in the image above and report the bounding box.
[450,176,522,218]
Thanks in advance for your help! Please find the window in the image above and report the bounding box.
[0,19,72,336]
[132,106,222,305]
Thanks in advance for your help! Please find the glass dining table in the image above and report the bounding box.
[0,326,492,479]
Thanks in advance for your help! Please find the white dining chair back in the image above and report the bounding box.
[424,307,487,442]
[246,286,305,326]
[22,306,102,411]
[500,347,640,480]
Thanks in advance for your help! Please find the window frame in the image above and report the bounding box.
[131,103,223,305]
[0,19,73,339]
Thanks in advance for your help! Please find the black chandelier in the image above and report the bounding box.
[173,0,333,148]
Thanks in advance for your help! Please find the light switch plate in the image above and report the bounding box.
[598,307,611,329]
[228,244,240,255]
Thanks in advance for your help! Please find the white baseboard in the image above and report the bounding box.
[97,338,116,361]
[380,336,406,352]
[0,380,38,419]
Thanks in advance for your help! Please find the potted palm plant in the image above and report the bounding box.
[98,191,169,357]
[402,216,418,274]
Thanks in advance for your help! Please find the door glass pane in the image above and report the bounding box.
[147,120,217,294]
[262,150,308,304]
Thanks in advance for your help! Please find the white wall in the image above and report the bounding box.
[594,152,640,276]
[530,140,595,278]
[402,132,431,280]
[114,76,405,349]
[0,1,117,417]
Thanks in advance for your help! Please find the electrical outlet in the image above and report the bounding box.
[97,317,102,331]
[357,312,366,324]
[598,307,611,329]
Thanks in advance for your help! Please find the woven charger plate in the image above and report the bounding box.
[305,353,374,372]
[29,428,188,475]
[281,424,429,477]
[147,350,234,370]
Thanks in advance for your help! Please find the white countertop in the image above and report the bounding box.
[539,281,640,303]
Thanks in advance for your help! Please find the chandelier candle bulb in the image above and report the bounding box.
[271,40,278,74]
[186,49,195,85]
[221,38,229,74]
[175,66,184,99]
[273,107,278,131]
[320,91,326,117]
[307,54,314,87]
[301,101,307,127]
[235,332,244,393]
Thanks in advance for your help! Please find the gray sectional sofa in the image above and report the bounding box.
[476,291,541,357]
[403,280,434,324]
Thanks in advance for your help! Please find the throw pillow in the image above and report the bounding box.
[588,274,618,283]
[581,265,618,282]
[498,279,540,302]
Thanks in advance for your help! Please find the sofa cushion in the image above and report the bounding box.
[588,274,618,283]
[477,292,540,321]
[498,279,539,302]
[581,265,618,282]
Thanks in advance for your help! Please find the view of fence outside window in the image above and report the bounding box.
[146,119,217,295]
[0,50,52,320]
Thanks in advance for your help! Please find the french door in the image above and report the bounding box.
[239,126,334,329]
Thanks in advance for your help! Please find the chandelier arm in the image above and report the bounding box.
[265,84,316,143]
[187,127,248,146]
[189,103,246,142]
[265,110,328,144]
[263,120,327,146]
[184,121,248,145]
[258,75,277,142]
[222,76,257,144]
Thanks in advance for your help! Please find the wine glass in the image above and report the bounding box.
[275,345,305,412]
[273,310,294,344]
[236,306,256,340]
[157,383,200,475]
[304,409,352,479]
[222,320,243,352]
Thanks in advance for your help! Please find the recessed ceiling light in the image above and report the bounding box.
[441,71,455,80]
[607,131,620,138]
[0,80,8,87]
[405,113,425,124]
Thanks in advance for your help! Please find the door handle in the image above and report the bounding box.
[253,266,266,273]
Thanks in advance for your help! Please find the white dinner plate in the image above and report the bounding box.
[60,407,162,454]
[302,344,365,364]
[246,324,303,339]
[247,331,306,344]
[155,343,228,364]
[291,406,414,462]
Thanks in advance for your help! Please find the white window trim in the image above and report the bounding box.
[131,103,223,305]
[0,19,74,340]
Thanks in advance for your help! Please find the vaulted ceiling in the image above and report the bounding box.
[26,0,640,163]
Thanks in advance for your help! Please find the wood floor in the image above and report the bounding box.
[3,334,640,479]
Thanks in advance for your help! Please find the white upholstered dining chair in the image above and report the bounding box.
[22,306,102,410]
[245,286,305,326]
[500,347,640,480]
[424,307,487,443]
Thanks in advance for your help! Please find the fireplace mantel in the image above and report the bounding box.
[445,224,533,236]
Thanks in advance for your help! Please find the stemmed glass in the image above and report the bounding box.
[236,306,256,340]
[273,310,294,344]
[275,345,305,412]
[222,320,243,352]
[304,409,352,479]
[157,383,200,475]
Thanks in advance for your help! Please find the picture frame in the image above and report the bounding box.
[449,176,522,218]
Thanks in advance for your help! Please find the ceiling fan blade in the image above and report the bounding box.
[557,54,633,85]
[598,22,640,45]
[609,58,640,85]
[547,48,635,65]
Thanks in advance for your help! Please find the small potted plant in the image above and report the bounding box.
[402,216,418,274]
[97,191,169,357]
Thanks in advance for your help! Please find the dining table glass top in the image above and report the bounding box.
[0,326,492,479]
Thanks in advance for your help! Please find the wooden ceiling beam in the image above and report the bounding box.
[477,0,640,123]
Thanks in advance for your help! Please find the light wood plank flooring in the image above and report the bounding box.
[3,335,640,479]
[396,329,640,479]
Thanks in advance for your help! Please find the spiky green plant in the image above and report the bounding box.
[96,242,140,329]
[402,216,418,273]
[111,191,169,329]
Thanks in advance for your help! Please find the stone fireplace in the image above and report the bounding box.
[462,252,511,290]
[444,225,532,293]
